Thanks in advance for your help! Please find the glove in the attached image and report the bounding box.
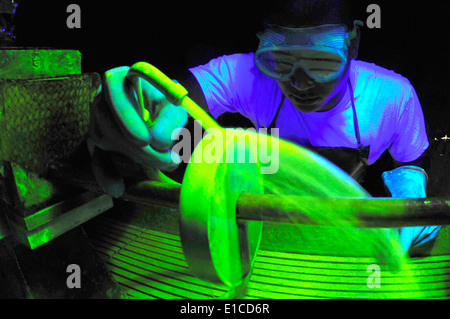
[88,66,188,197]
[382,166,440,252]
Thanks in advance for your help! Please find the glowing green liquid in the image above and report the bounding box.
[251,134,426,296]
[257,134,403,258]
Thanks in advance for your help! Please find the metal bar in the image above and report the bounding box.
[48,168,450,228]
[236,194,450,228]
[21,191,101,231]
[8,194,113,250]
[48,169,181,209]
[120,180,180,209]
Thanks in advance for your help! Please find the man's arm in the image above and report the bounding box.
[382,81,440,253]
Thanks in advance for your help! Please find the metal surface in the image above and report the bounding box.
[85,216,450,299]
[7,192,113,249]
[7,191,106,232]
[236,194,450,228]
[0,47,88,241]
[179,132,264,288]
[0,48,81,79]
[0,73,100,174]
[49,169,181,209]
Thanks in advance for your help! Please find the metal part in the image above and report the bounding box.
[179,131,264,288]
[7,192,113,250]
[50,168,450,228]
[0,47,104,247]
[0,48,81,79]
[236,194,450,227]
[49,168,181,209]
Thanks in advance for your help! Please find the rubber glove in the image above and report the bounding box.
[382,166,440,252]
[88,66,188,197]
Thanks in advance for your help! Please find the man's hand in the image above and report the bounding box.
[382,166,440,253]
[88,66,188,197]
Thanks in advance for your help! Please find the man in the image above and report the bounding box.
[89,0,439,254]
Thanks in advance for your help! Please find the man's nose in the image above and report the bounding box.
[290,68,315,91]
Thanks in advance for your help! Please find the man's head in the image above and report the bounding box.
[255,0,361,113]
[261,0,355,29]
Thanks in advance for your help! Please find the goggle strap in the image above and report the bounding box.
[347,20,364,42]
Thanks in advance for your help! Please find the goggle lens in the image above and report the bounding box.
[256,48,346,82]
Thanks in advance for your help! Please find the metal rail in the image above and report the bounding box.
[49,169,450,228]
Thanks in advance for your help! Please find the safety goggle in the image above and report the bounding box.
[255,21,363,83]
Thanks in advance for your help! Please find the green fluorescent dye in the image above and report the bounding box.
[28,228,53,250]
[12,163,54,209]
[86,216,450,299]
[183,133,429,297]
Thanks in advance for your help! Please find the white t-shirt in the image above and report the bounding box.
[189,53,429,165]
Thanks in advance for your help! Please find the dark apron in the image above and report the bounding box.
[267,80,370,185]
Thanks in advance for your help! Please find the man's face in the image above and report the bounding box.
[256,22,360,113]
[276,55,351,113]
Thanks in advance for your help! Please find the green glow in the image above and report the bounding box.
[28,228,53,250]
[83,217,450,299]
[12,163,54,209]
[252,133,407,273]
[0,49,81,79]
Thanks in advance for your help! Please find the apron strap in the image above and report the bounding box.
[267,79,369,164]
[348,78,370,165]
[348,78,362,149]
[268,81,361,143]
[267,94,285,135]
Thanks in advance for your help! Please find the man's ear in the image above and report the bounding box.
[349,25,361,60]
